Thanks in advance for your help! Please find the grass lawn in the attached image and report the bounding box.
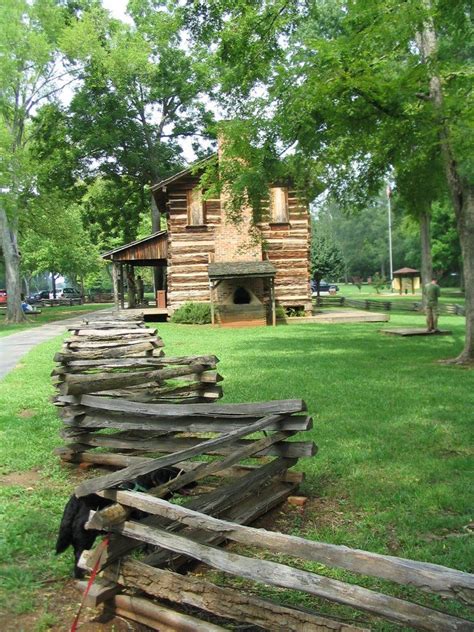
[0,303,113,338]
[0,312,472,629]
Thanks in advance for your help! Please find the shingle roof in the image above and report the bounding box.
[208,261,276,279]
[393,267,419,275]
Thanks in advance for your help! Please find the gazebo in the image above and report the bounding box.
[392,267,421,295]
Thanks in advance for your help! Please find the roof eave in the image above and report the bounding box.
[151,155,216,192]
[101,230,167,260]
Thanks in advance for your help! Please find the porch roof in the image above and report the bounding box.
[102,231,168,265]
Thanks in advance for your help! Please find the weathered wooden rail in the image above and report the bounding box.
[77,450,474,632]
[53,313,224,465]
[314,296,466,316]
[53,313,473,631]
[50,316,212,394]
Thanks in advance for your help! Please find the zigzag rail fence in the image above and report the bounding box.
[314,296,466,316]
[52,312,473,631]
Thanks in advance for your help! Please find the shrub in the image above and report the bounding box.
[286,306,306,317]
[170,302,212,324]
[275,305,287,320]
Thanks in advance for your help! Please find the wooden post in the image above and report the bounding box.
[119,264,125,309]
[210,281,215,325]
[112,262,119,309]
[270,277,276,327]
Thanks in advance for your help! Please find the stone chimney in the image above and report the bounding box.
[214,126,262,263]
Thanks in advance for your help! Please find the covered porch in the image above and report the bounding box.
[102,231,168,317]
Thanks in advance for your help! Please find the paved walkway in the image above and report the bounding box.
[0,310,112,380]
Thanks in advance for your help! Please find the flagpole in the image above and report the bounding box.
[386,184,393,290]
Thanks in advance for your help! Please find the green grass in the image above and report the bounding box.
[0,303,113,337]
[0,314,472,627]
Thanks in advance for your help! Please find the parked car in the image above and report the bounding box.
[311,279,339,295]
[0,289,7,304]
[60,287,83,300]
[27,290,50,304]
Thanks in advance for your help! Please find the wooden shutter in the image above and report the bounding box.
[187,188,204,225]
[270,188,289,223]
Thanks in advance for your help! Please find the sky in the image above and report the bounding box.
[101,0,131,23]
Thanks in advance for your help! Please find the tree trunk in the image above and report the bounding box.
[420,8,474,362]
[430,84,474,362]
[23,275,30,298]
[451,185,474,362]
[51,272,57,299]
[0,207,26,323]
[419,209,433,308]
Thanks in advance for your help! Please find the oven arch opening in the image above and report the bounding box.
[233,286,251,304]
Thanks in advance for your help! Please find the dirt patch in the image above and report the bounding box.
[0,468,43,488]
[302,496,357,532]
[1,581,151,632]
[17,408,36,419]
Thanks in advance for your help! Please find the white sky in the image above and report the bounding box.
[101,0,131,23]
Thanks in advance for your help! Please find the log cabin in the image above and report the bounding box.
[104,148,312,327]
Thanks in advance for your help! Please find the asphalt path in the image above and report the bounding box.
[0,310,112,380]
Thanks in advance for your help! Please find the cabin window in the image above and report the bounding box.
[270,187,289,223]
[187,187,205,226]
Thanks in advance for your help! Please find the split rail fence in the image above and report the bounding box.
[314,296,466,316]
[52,313,473,631]
[52,312,223,463]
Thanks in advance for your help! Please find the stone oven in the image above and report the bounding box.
[208,262,277,327]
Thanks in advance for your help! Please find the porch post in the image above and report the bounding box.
[119,264,125,309]
[112,261,119,309]
[209,280,215,325]
[270,277,276,327]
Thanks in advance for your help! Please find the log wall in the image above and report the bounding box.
[166,174,220,306]
[259,190,312,309]
[165,177,311,312]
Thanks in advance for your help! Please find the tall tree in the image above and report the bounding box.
[0,0,80,322]
[310,225,346,295]
[63,0,214,244]
[189,0,474,363]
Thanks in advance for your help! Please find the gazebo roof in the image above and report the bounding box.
[208,261,276,280]
[393,267,419,276]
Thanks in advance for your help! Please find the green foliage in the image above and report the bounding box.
[371,272,387,294]
[430,200,462,275]
[55,0,215,243]
[20,199,102,281]
[275,305,287,320]
[285,306,305,317]
[315,194,420,280]
[311,220,346,282]
[170,302,212,324]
